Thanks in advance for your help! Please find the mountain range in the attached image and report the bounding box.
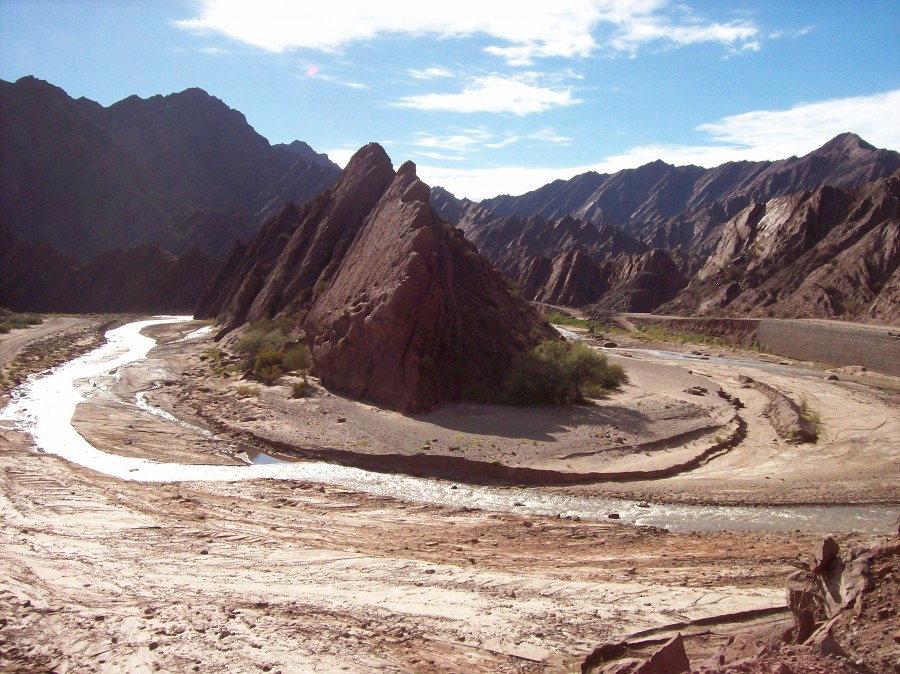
[1,76,898,327]
[0,76,339,260]
[435,133,900,322]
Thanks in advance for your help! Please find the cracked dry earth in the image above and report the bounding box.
[0,428,822,674]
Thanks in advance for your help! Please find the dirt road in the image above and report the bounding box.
[0,317,85,371]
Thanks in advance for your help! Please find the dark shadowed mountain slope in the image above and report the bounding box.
[0,222,217,313]
[196,144,554,413]
[472,134,900,255]
[0,76,340,260]
[660,170,900,325]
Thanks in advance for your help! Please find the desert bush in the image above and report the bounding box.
[0,311,43,333]
[503,339,627,405]
[282,344,310,372]
[236,327,285,362]
[253,346,284,384]
[235,385,260,398]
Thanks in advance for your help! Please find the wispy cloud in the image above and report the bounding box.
[609,17,759,55]
[409,67,456,80]
[176,0,763,64]
[417,90,900,199]
[408,126,572,159]
[696,89,900,157]
[412,129,492,153]
[395,74,580,115]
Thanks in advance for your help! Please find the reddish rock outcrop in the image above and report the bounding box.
[197,144,554,413]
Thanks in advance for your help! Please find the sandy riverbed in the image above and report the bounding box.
[1,317,898,673]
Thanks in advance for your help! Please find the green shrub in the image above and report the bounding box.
[236,327,285,361]
[0,311,43,332]
[253,346,284,384]
[504,340,627,405]
[282,344,310,372]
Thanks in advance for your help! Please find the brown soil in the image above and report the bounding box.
[0,318,898,673]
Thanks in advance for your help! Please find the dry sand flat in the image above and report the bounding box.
[129,322,898,503]
[134,323,743,484]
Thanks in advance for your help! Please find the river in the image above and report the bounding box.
[1,317,897,534]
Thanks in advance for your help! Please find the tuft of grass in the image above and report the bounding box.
[290,377,311,399]
[799,397,821,425]
[235,385,260,398]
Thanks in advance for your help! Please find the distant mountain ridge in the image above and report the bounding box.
[464,133,900,254]
[661,170,900,323]
[0,76,340,260]
[0,222,217,313]
[432,133,900,323]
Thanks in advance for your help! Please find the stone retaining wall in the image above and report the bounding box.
[757,320,900,376]
[631,316,900,376]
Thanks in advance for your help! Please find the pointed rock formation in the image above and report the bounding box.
[197,144,554,413]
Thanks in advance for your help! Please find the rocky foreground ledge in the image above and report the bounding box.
[582,535,900,673]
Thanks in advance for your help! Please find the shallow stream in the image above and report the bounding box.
[2,317,897,534]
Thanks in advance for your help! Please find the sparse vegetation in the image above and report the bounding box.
[503,339,627,405]
[253,345,285,384]
[235,384,260,398]
[799,397,821,426]
[234,317,312,385]
[290,377,311,399]
[282,344,310,372]
[0,310,43,334]
[632,324,729,347]
[544,312,620,334]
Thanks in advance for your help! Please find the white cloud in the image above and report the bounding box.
[409,67,455,80]
[484,136,522,150]
[696,89,900,159]
[314,73,368,89]
[527,128,574,145]
[418,90,900,200]
[395,74,580,115]
[176,0,763,64]
[412,129,492,153]
[610,18,758,54]
[324,148,357,168]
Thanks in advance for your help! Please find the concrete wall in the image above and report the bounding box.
[757,320,900,376]
[630,315,900,376]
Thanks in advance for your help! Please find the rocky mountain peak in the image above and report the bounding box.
[815,132,876,154]
[197,144,553,412]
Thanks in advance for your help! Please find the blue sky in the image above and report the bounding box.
[1,0,898,199]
